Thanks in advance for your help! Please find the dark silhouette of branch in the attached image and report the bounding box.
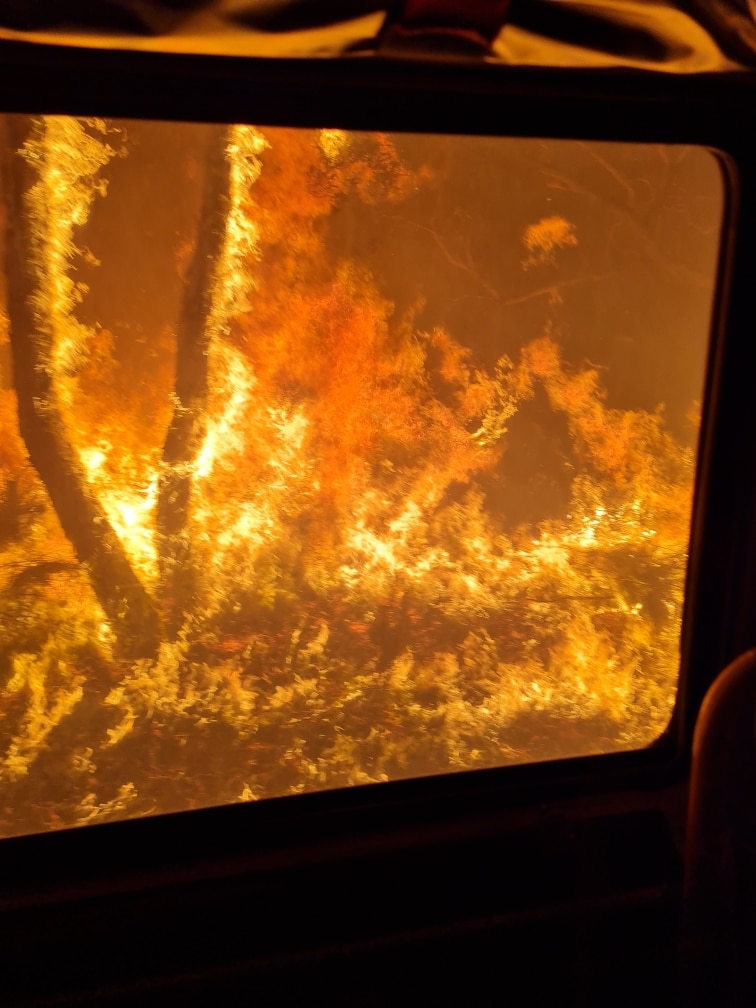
[157,123,232,636]
[496,272,615,309]
[1,114,160,659]
[383,210,615,308]
[6,559,78,593]
[537,159,714,292]
[392,214,502,300]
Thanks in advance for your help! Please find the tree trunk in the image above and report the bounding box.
[157,124,232,636]
[1,114,161,659]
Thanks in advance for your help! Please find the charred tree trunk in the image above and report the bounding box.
[157,124,232,636]
[1,114,161,659]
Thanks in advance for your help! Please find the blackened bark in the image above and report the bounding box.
[157,124,232,635]
[1,114,161,658]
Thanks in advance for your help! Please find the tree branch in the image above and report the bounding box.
[157,123,232,635]
[537,159,714,292]
[2,114,160,659]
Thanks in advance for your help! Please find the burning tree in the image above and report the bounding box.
[0,117,697,836]
[1,116,160,657]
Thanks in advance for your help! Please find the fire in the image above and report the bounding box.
[21,117,117,394]
[194,343,256,480]
[208,125,267,333]
[0,115,713,836]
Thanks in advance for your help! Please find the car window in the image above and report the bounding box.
[0,118,724,836]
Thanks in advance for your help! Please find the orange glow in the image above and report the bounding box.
[0,117,721,836]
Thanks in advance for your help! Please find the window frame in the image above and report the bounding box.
[0,38,754,886]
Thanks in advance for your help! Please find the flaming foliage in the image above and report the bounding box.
[0,118,700,836]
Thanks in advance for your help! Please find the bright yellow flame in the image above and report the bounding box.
[99,478,159,579]
[21,117,117,391]
[318,129,349,162]
[194,343,255,480]
[208,125,267,336]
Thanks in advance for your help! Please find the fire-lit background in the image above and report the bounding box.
[0,118,722,836]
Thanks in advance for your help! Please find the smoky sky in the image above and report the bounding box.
[73,121,723,448]
[334,134,722,440]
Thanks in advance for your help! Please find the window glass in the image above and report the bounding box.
[0,118,723,836]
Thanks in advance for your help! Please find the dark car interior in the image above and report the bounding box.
[2,3,756,1006]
